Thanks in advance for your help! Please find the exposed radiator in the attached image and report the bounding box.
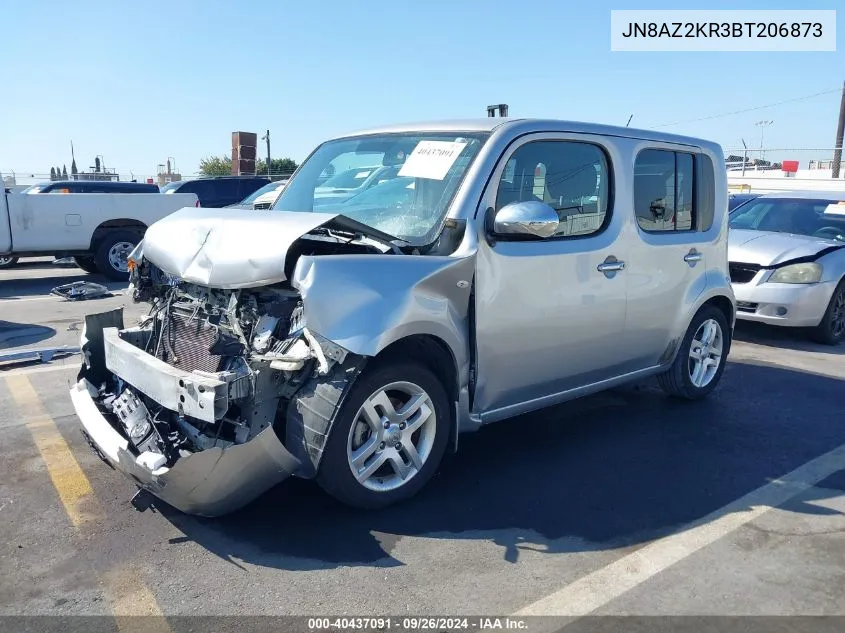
[158,308,224,374]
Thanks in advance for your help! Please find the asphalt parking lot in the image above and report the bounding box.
[1,258,844,621]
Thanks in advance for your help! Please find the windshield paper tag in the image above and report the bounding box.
[398,141,468,180]
[824,202,845,216]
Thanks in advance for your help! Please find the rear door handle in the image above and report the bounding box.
[597,261,626,272]
[684,250,702,264]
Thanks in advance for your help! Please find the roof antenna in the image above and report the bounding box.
[626,114,633,127]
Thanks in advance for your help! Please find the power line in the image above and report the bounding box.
[652,87,842,129]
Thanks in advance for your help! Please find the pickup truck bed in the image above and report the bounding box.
[0,189,199,279]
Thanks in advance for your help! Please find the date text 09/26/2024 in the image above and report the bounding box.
[307,617,529,631]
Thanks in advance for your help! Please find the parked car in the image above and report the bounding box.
[161,176,269,208]
[0,175,198,277]
[71,118,734,517]
[728,192,761,211]
[226,180,289,210]
[728,191,845,344]
[313,164,401,204]
[23,180,160,194]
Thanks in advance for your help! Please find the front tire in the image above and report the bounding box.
[73,256,100,274]
[316,360,450,509]
[657,305,730,400]
[811,279,845,345]
[93,230,140,281]
[0,256,19,268]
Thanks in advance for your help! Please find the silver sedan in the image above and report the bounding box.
[728,191,845,344]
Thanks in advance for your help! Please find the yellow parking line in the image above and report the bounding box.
[4,374,170,631]
[5,373,100,527]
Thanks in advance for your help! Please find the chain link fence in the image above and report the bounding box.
[723,148,843,175]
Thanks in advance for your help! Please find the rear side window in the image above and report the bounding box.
[238,179,267,198]
[183,181,214,198]
[634,149,696,232]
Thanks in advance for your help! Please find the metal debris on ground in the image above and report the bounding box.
[0,346,80,364]
[50,281,112,301]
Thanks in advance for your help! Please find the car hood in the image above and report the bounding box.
[140,207,342,289]
[728,229,844,266]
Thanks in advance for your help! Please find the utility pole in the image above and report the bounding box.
[755,120,773,161]
[261,130,271,178]
[741,138,748,177]
[832,81,845,179]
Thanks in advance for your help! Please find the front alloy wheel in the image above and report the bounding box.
[347,381,438,492]
[317,360,450,509]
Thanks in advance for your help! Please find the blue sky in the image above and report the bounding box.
[1,0,842,179]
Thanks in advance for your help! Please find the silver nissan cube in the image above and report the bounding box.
[71,118,735,517]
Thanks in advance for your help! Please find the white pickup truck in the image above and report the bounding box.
[0,179,198,279]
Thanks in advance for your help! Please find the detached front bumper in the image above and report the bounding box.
[69,309,302,518]
[70,378,299,516]
[732,279,836,327]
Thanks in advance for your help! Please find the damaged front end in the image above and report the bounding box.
[72,257,357,517]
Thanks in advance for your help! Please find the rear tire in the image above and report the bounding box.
[0,256,19,268]
[316,360,451,509]
[73,256,100,274]
[810,279,845,346]
[657,305,730,400]
[93,230,141,281]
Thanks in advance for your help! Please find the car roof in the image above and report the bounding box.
[41,180,155,187]
[339,118,718,150]
[757,191,845,202]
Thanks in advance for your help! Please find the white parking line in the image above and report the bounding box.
[514,442,845,617]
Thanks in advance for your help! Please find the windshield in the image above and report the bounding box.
[729,198,845,241]
[23,184,47,193]
[239,181,283,205]
[160,181,182,193]
[272,131,489,244]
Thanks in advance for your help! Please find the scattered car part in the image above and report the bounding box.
[0,346,80,365]
[51,280,112,301]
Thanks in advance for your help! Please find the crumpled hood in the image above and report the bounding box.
[140,207,340,289]
[728,229,843,266]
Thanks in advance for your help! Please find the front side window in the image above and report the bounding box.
[273,132,489,245]
[634,149,696,232]
[494,140,611,238]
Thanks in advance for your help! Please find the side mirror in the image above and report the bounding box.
[491,201,560,239]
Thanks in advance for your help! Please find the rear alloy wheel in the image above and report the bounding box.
[73,256,100,274]
[317,361,450,509]
[811,279,845,345]
[93,230,140,281]
[0,256,19,268]
[657,305,730,400]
